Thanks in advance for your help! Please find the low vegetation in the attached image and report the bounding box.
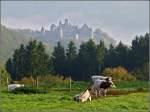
[0,67,11,86]
[102,66,136,81]
[1,81,148,112]
[11,86,48,94]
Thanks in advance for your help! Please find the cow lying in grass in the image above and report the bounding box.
[8,84,24,91]
[74,88,92,102]
[92,76,116,97]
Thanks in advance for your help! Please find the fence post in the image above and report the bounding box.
[7,76,9,91]
[69,76,71,92]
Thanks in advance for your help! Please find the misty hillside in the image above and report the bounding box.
[0,25,53,64]
[0,20,116,64]
[0,25,30,64]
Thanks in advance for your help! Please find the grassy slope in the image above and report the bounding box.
[1,92,148,112]
[0,81,148,112]
[48,81,148,91]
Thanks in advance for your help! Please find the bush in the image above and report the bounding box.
[17,75,70,85]
[102,66,136,81]
[12,86,48,94]
[18,76,36,85]
[39,75,70,84]
[14,75,71,90]
[0,67,11,86]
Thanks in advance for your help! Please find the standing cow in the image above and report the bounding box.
[91,76,116,97]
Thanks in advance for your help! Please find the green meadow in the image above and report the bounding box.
[0,81,149,112]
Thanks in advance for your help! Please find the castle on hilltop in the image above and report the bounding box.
[20,19,115,47]
[40,19,94,41]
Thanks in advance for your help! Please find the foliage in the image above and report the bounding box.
[130,33,149,80]
[17,76,36,86]
[6,40,51,80]
[76,39,97,81]
[0,25,53,64]
[0,67,11,86]
[14,75,70,90]
[96,40,106,73]
[102,66,136,81]
[131,33,149,68]
[132,62,149,80]
[51,42,66,76]
[11,86,47,94]
[39,75,70,84]
[104,33,149,80]
[5,32,149,81]
[104,42,130,69]
[66,41,77,78]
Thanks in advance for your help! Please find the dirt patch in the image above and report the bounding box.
[91,88,148,98]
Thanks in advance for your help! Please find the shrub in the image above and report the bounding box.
[0,67,11,86]
[18,75,70,85]
[39,75,70,84]
[14,76,36,86]
[102,66,136,81]
[12,86,47,94]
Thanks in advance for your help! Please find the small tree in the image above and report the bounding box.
[0,67,11,86]
[102,66,136,81]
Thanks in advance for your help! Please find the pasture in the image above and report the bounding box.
[0,81,149,112]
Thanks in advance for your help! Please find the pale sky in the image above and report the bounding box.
[1,1,149,45]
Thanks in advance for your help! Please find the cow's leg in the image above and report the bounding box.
[98,89,101,96]
[104,89,107,97]
[100,89,105,97]
[95,89,97,97]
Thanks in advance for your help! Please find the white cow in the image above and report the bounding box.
[91,76,116,97]
[91,75,112,82]
[8,84,24,91]
[74,89,91,102]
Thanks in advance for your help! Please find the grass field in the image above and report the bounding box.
[0,81,149,112]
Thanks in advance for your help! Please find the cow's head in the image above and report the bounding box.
[108,78,116,88]
[100,78,116,89]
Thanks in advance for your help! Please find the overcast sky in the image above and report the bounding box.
[1,1,149,45]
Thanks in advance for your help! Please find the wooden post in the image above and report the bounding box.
[36,76,39,88]
[69,76,71,92]
[7,77,9,91]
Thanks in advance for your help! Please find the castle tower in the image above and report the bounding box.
[75,33,79,41]
[91,28,94,40]
[64,19,69,26]
[59,21,62,27]
[60,28,63,39]
[41,26,45,35]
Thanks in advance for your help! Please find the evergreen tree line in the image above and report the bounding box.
[6,33,149,81]
[6,40,51,80]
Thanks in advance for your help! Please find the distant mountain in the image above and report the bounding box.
[19,19,116,48]
[0,25,53,64]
